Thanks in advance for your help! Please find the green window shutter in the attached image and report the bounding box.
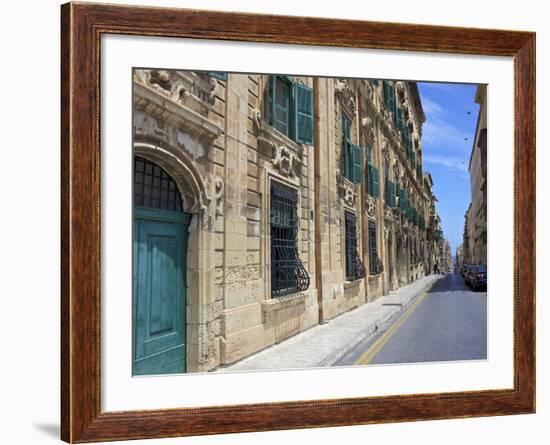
[351,144,363,184]
[386,180,396,207]
[270,76,292,137]
[294,83,314,144]
[373,167,379,198]
[342,116,349,179]
[383,82,389,109]
[269,76,277,128]
[343,143,350,179]
[398,186,402,210]
[368,165,373,196]
[208,71,228,80]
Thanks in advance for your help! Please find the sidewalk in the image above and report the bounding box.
[215,274,441,372]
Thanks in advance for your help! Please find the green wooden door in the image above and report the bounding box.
[133,207,190,376]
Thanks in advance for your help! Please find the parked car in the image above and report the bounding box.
[461,264,472,279]
[465,265,487,291]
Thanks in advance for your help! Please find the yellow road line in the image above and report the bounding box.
[354,284,435,365]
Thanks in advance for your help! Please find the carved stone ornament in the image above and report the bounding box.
[272,145,299,177]
[252,108,262,134]
[182,191,207,214]
[364,81,375,101]
[340,181,357,207]
[133,70,224,151]
[362,116,375,142]
[394,163,402,181]
[149,69,173,92]
[395,81,405,94]
[212,176,224,216]
[335,79,356,116]
[136,69,218,108]
[366,194,377,217]
[381,139,391,165]
[257,121,304,178]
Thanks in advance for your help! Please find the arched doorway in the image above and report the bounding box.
[133,156,191,376]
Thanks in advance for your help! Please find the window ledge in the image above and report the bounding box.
[343,278,363,289]
[260,120,300,151]
[261,292,307,313]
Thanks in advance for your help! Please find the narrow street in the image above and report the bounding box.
[337,273,487,366]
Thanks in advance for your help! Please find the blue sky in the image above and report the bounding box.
[417,82,480,258]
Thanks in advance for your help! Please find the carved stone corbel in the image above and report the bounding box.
[213,176,224,216]
[252,108,262,134]
[207,76,217,103]
[335,79,356,117]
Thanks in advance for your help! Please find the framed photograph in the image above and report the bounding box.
[61,2,535,442]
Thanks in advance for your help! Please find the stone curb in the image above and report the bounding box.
[317,275,442,367]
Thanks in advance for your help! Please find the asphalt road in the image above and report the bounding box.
[337,273,487,366]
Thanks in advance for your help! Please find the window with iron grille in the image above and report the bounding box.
[270,182,310,297]
[368,220,379,275]
[344,211,366,281]
[134,157,183,212]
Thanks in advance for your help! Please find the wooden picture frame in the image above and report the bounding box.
[61,2,536,442]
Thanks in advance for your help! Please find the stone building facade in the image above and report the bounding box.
[462,84,487,266]
[131,69,445,375]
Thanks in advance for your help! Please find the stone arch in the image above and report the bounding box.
[133,139,217,373]
[134,141,210,214]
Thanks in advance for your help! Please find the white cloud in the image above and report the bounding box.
[423,155,469,178]
[421,97,472,156]
[420,96,444,115]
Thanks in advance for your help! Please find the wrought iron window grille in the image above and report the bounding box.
[270,182,310,298]
[134,157,183,212]
[345,211,366,281]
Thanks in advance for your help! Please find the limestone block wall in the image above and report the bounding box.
[218,74,319,367]
[318,78,366,320]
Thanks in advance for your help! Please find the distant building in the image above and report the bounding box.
[465,85,487,266]
[439,239,452,273]
[456,245,464,273]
